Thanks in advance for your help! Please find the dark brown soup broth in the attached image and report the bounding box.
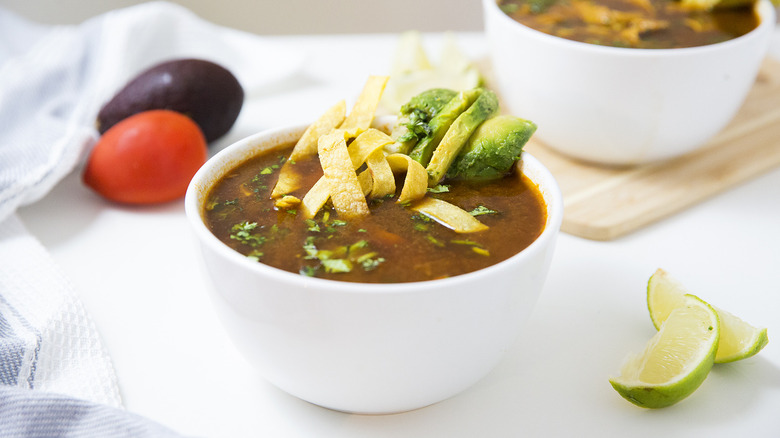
[203,143,547,283]
[497,0,759,49]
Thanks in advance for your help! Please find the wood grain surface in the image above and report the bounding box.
[513,58,780,241]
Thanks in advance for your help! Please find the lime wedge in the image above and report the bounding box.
[648,268,768,363]
[610,294,719,408]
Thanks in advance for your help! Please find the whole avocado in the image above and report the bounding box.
[97,58,244,143]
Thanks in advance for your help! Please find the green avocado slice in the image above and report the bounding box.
[425,89,499,186]
[390,88,458,154]
[446,115,537,181]
[408,88,482,167]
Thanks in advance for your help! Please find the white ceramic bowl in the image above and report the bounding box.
[483,0,776,165]
[184,118,563,414]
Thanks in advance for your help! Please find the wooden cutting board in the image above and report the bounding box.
[504,58,780,241]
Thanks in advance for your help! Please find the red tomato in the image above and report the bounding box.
[83,110,208,204]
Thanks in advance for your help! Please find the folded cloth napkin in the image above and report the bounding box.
[0,2,301,435]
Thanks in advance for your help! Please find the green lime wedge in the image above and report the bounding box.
[610,294,719,408]
[648,268,768,363]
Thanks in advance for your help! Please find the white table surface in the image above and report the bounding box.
[17,32,780,437]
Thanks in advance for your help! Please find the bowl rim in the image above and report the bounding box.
[483,0,776,57]
[184,117,563,295]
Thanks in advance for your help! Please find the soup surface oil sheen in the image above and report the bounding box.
[497,0,759,49]
[204,143,547,283]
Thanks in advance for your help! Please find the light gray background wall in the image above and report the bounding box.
[1,0,484,34]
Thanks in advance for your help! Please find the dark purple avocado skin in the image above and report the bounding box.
[96,58,244,143]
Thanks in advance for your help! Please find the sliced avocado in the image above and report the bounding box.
[400,88,458,118]
[446,115,537,181]
[408,88,482,166]
[389,88,458,154]
[425,89,499,186]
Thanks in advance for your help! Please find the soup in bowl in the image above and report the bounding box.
[185,107,563,413]
[483,0,776,165]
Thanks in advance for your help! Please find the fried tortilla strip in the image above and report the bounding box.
[365,149,395,198]
[349,128,394,167]
[318,132,370,219]
[274,195,301,209]
[293,100,347,160]
[357,169,373,196]
[386,153,428,204]
[339,75,390,137]
[300,177,331,219]
[272,100,346,198]
[347,129,396,198]
[411,197,488,233]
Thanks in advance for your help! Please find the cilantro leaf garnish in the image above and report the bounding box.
[230,221,266,247]
[427,184,450,194]
[425,235,445,247]
[397,108,433,143]
[322,259,353,273]
[469,205,498,216]
[305,219,320,232]
[300,265,317,277]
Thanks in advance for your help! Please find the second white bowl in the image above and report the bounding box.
[483,0,776,165]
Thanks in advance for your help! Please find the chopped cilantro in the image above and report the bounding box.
[425,235,445,247]
[302,237,319,259]
[230,222,266,248]
[322,259,353,273]
[427,184,450,194]
[348,240,368,253]
[247,249,264,261]
[358,229,367,233]
[360,257,385,271]
[412,214,433,222]
[305,219,320,232]
[300,265,317,277]
[469,205,498,216]
[260,167,274,175]
[451,239,481,246]
[398,108,433,143]
[298,238,383,276]
[413,223,428,232]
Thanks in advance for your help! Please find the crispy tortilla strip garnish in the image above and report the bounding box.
[301,177,331,219]
[386,153,428,204]
[348,129,396,198]
[365,149,395,198]
[274,195,301,209]
[349,129,394,167]
[339,75,390,137]
[272,100,346,198]
[292,100,347,160]
[318,132,370,219]
[271,165,303,199]
[357,169,373,196]
[410,197,488,233]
